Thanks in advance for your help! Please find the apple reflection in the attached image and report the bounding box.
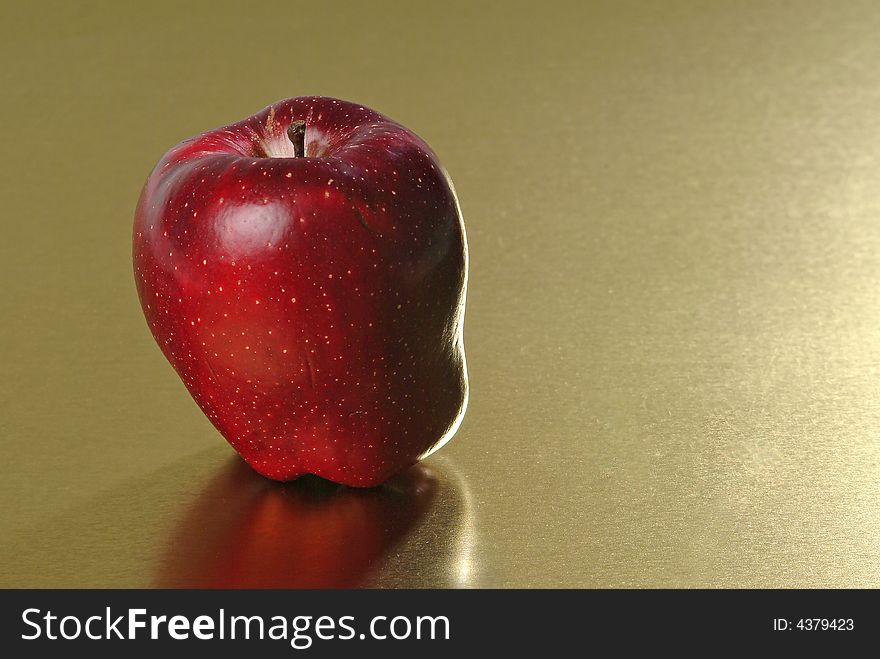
[155,456,475,588]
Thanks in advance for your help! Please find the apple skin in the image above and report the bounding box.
[133,97,467,487]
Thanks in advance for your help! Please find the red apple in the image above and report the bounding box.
[133,97,467,486]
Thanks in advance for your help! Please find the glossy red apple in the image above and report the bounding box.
[133,97,467,486]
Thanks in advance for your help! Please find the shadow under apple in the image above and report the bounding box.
[153,456,466,588]
[0,445,476,588]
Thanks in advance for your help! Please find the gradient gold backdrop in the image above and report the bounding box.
[1,0,879,587]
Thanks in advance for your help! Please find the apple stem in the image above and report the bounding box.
[287,120,306,158]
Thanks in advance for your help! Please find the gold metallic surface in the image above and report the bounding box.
[2,1,879,588]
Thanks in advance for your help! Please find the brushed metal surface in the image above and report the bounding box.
[1,0,879,587]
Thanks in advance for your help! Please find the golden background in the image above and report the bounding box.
[2,0,879,587]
